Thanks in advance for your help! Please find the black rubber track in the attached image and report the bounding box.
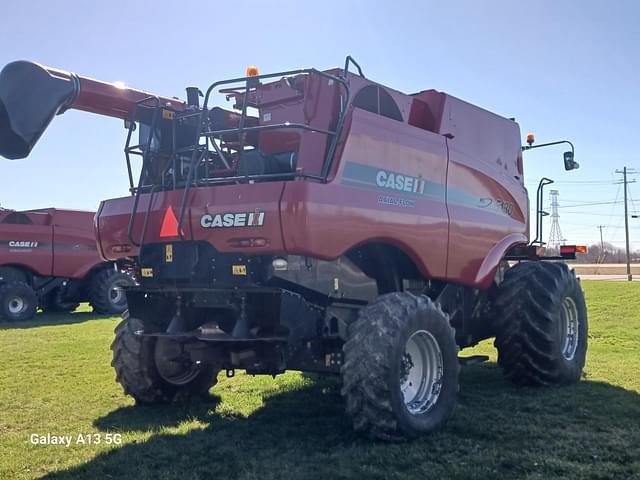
[493,261,588,386]
[341,292,459,441]
[88,269,134,314]
[111,313,218,403]
[0,280,37,321]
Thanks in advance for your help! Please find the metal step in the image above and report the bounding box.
[135,328,287,344]
[458,355,490,366]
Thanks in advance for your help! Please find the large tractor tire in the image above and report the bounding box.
[493,261,588,385]
[0,281,38,321]
[111,313,219,403]
[88,269,135,315]
[41,287,80,313]
[341,292,459,440]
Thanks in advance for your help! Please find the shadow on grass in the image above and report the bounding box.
[42,364,640,480]
[0,310,112,330]
[95,392,223,433]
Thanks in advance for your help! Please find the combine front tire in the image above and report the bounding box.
[341,292,459,440]
[88,269,135,315]
[493,261,588,385]
[111,313,219,403]
[0,281,38,321]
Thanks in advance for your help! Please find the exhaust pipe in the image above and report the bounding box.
[0,60,185,160]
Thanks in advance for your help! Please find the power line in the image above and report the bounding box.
[549,180,615,184]
[525,182,613,189]
[628,184,638,216]
[605,183,623,231]
[558,201,623,208]
[606,216,625,245]
[559,210,627,217]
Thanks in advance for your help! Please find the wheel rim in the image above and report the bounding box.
[109,281,127,307]
[560,296,579,360]
[8,296,26,315]
[154,338,201,385]
[400,330,444,415]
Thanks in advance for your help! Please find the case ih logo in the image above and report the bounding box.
[200,210,265,229]
[8,241,38,248]
[375,170,425,194]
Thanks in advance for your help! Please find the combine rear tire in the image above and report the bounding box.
[493,261,588,385]
[0,281,38,321]
[88,269,134,315]
[341,292,459,440]
[111,313,219,403]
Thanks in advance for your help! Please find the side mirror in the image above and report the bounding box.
[564,151,579,171]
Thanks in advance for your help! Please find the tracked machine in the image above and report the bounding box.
[0,58,587,439]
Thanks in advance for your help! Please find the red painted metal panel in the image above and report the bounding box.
[95,68,532,290]
[0,222,53,276]
[281,108,449,279]
[73,76,185,119]
[97,183,286,259]
[0,207,109,280]
[443,94,529,286]
[51,210,100,278]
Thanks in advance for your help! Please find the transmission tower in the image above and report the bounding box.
[548,189,565,248]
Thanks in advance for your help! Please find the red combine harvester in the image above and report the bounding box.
[0,58,587,439]
[0,207,134,321]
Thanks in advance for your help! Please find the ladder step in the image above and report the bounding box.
[458,355,490,366]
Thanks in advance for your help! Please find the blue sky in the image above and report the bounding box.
[1,0,639,248]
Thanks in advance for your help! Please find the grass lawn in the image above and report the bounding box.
[0,281,638,480]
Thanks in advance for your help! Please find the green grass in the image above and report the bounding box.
[0,281,639,480]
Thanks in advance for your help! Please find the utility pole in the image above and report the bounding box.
[615,167,634,281]
[597,225,606,264]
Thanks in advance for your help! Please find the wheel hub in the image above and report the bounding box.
[154,338,201,386]
[109,282,126,306]
[400,330,444,415]
[560,296,579,360]
[8,296,26,314]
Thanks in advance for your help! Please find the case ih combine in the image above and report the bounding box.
[0,57,587,439]
[0,207,134,321]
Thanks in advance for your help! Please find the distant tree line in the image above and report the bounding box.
[546,242,640,263]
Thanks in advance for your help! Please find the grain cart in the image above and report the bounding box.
[0,207,135,321]
[0,58,587,439]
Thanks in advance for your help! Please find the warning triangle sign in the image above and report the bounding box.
[159,207,184,238]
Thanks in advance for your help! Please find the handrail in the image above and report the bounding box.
[174,63,353,239]
[124,58,365,250]
[344,56,365,78]
[125,96,161,247]
[202,122,336,137]
[128,171,326,194]
[530,177,554,246]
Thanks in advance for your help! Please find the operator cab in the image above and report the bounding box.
[127,67,349,194]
